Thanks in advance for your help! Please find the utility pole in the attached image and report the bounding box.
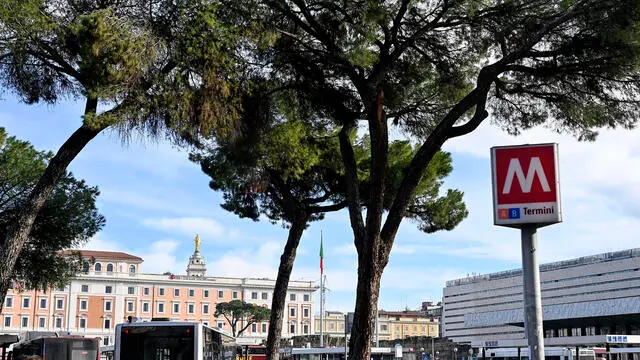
[344,313,348,360]
[375,308,379,347]
[320,274,325,347]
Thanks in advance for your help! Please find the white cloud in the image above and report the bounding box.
[334,244,356,255]
[137,240,185,274]
[81,235,124,252]
[80,234,185,275]
[78,131,195,181]
[99,188,214,217]
[141,217,225,240]
[207,241,284,278]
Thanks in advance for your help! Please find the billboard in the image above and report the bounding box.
[491,143,562,227]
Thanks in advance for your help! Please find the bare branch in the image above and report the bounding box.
[308,201,347,214]
[448,93,490,139]
[338,122,366,246]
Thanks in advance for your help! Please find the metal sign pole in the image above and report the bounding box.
[521,225,545,360]
[491,143,562,360]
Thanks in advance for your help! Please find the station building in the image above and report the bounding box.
[442,248,640,347]
[0,236,318,346]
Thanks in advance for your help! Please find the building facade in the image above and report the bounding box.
[443,248,640,345]
[314,310,439,341]
[0,242,317,346]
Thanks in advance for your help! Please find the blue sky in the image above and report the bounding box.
[3,93,640,314]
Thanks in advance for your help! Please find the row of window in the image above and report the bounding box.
[6,296,311,317]
[86,262,136,274]
[444,268,640,301]
[2,313,313,335]
[10,284,311,303]
[4,296,65,310]
[143,301,311,318]
[445,284,640,314]
[3,315,65,329]
[150,287,222,298]
[249,292,311,302]
[544,325,640,338]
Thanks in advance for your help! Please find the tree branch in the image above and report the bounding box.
[390,0,412,48]
[386,0,450,65]
[36,41,82,81]
[338,123,366,246]
[238,319,254,335]
[379,67,495,257]
[447,93,490,139]
[302,191,333,205]
[308,201,347,214]
[378,0,591,255]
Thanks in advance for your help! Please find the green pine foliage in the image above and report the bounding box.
[0,128,105,291]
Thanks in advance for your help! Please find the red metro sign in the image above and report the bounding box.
[491,143,562,227]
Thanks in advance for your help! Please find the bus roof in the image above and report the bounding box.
[117,321,234,339]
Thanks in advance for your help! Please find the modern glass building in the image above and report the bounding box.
[443,248,640,345]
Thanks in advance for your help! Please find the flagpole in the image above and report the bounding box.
[320,230,324,348]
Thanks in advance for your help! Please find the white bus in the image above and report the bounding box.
[115,320,236,360]
[485,347,596,360]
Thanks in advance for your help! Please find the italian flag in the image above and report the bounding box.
[320,231,324,275]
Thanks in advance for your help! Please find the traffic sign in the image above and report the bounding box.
[491,143,562,227]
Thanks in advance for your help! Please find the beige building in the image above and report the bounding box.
[380,310,439,340]
[314,310,347,337]
[0,238,318,346]
[314,310,439,341]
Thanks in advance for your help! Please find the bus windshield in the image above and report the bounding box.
[120,325,195,360]
[49,338,100,360]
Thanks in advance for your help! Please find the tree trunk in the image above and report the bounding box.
[0,97,103,312]
[348,91,389,360]
[266,210,309,360]
[348,239,383,360]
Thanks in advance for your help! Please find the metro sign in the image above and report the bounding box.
[491,143,562,227]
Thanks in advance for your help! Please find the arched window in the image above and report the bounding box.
[94,263,102,272]
[106,264,114,273]
[129,265,136,274]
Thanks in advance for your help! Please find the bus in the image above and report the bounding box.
[8,335,100,360]
[485,347,596,360]
[115,320,236,360]
[237,346,267,360]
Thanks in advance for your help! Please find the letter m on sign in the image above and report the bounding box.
[502,157,551,194]
[493,144,558,205]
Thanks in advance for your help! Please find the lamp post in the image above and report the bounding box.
[431,338,435,360]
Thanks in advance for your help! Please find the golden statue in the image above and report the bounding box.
[194,234,201,253]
